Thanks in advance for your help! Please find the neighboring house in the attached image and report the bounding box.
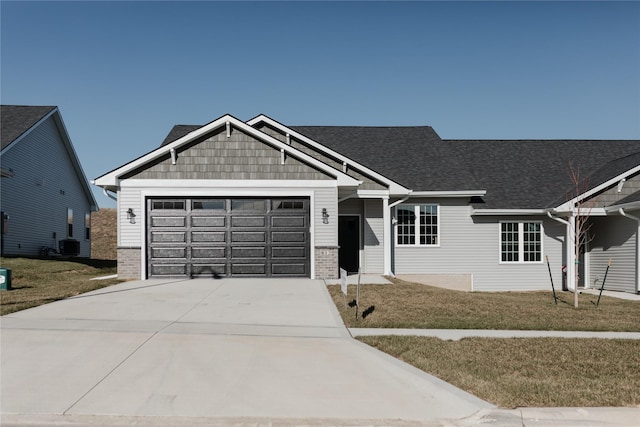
[94,113,640,294]
[1,105,98,258]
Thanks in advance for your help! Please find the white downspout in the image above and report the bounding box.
[102,188,117,201]
[618,208,640,293]
[547,211,576,292]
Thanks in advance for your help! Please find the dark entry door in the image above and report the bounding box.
[338,216,360,273]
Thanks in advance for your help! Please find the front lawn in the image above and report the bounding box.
[360,336,640,407]
[0,257,122,315]
[328,278,639,331]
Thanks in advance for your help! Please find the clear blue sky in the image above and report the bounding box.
[2,1,639,209]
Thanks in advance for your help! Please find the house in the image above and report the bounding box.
[1,105,98,257]
[94,113,640,294]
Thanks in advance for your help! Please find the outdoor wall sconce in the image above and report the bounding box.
[127,208,136,224]
[322,208,330,224]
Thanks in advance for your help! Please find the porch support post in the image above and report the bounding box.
[383,196,392,276]
[567,214,577,292]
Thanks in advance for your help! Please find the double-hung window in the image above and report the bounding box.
[396,204,439,246]
[500,221,542,263]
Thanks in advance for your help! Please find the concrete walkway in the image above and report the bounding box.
[350,328,640,340]
[1,278,491,426]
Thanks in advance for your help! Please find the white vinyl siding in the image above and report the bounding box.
[589,216,638,293]
[364,199,384,274]
[0,115,92,257]
[393,198,564,291]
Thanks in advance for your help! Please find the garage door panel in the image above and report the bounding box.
[272,247,306,259]
[192,264,226,276]
[192,231,226,243]
[232,247,266,258]
[232,263,266,275]
[151,247,187,259]
[272,231,306,243]
[151,264,187,276]
[232,231,267,243]
[152,232,186,243]
[272,216,305,228]
[191,216,225,227]
[192,247,226,259]
[232,216,266,227]
[152,217,186,227]
[272,264,306,275]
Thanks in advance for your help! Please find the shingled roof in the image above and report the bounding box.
[1,105,56,150]
[160,120,640,210]
[448,140,640,209]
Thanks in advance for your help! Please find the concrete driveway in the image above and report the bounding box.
[1,278,491,425]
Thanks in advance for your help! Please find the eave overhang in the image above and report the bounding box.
[472,209,547,216]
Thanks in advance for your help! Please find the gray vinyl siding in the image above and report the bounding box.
[256,124,387,191]
[0,116,92,257]
[125,127,331,181]
[313,187,338,247]
[393,198,565,291]
[589,216,637,293]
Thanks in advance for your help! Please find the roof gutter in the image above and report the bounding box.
[389,191,413,209]
[473,209,547,216]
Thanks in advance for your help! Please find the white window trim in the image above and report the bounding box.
[498,220,544,264]
[395,204,440,247]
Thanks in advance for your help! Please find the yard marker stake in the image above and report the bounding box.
[596,259,611,307]
[546,255,558,305]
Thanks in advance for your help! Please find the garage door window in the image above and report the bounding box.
[231,199,266,212]
[273,200,305,210]
[192,199,225,210]
[152,200,185,210]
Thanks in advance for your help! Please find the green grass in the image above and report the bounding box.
[359,336,640,408]
[329,278,640,331]
[0,257,122,315]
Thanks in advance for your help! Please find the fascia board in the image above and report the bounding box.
[605,201,640,212]
[472,209,547,216]
[95,114,359,188]
[554,165,640,212]
[410,190,486,198]
[120,179,339,188]
[247,114,411,194]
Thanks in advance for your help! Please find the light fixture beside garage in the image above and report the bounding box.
[322,208,330,224]
[127,208,136,224]
[170,148,177,165]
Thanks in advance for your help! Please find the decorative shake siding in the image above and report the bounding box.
[124,127,331,181]
[1,115,92,257]
[586,173,640,208]
[393,198,565,291]
[589,216,637,293]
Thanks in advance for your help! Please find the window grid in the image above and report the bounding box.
[397,204,438,246]
[501,222,519,262]
[500,221,542,263]
[523,222,542,262]
[396,206,415,245]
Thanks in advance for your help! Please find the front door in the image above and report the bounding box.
[338,215,360,273]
